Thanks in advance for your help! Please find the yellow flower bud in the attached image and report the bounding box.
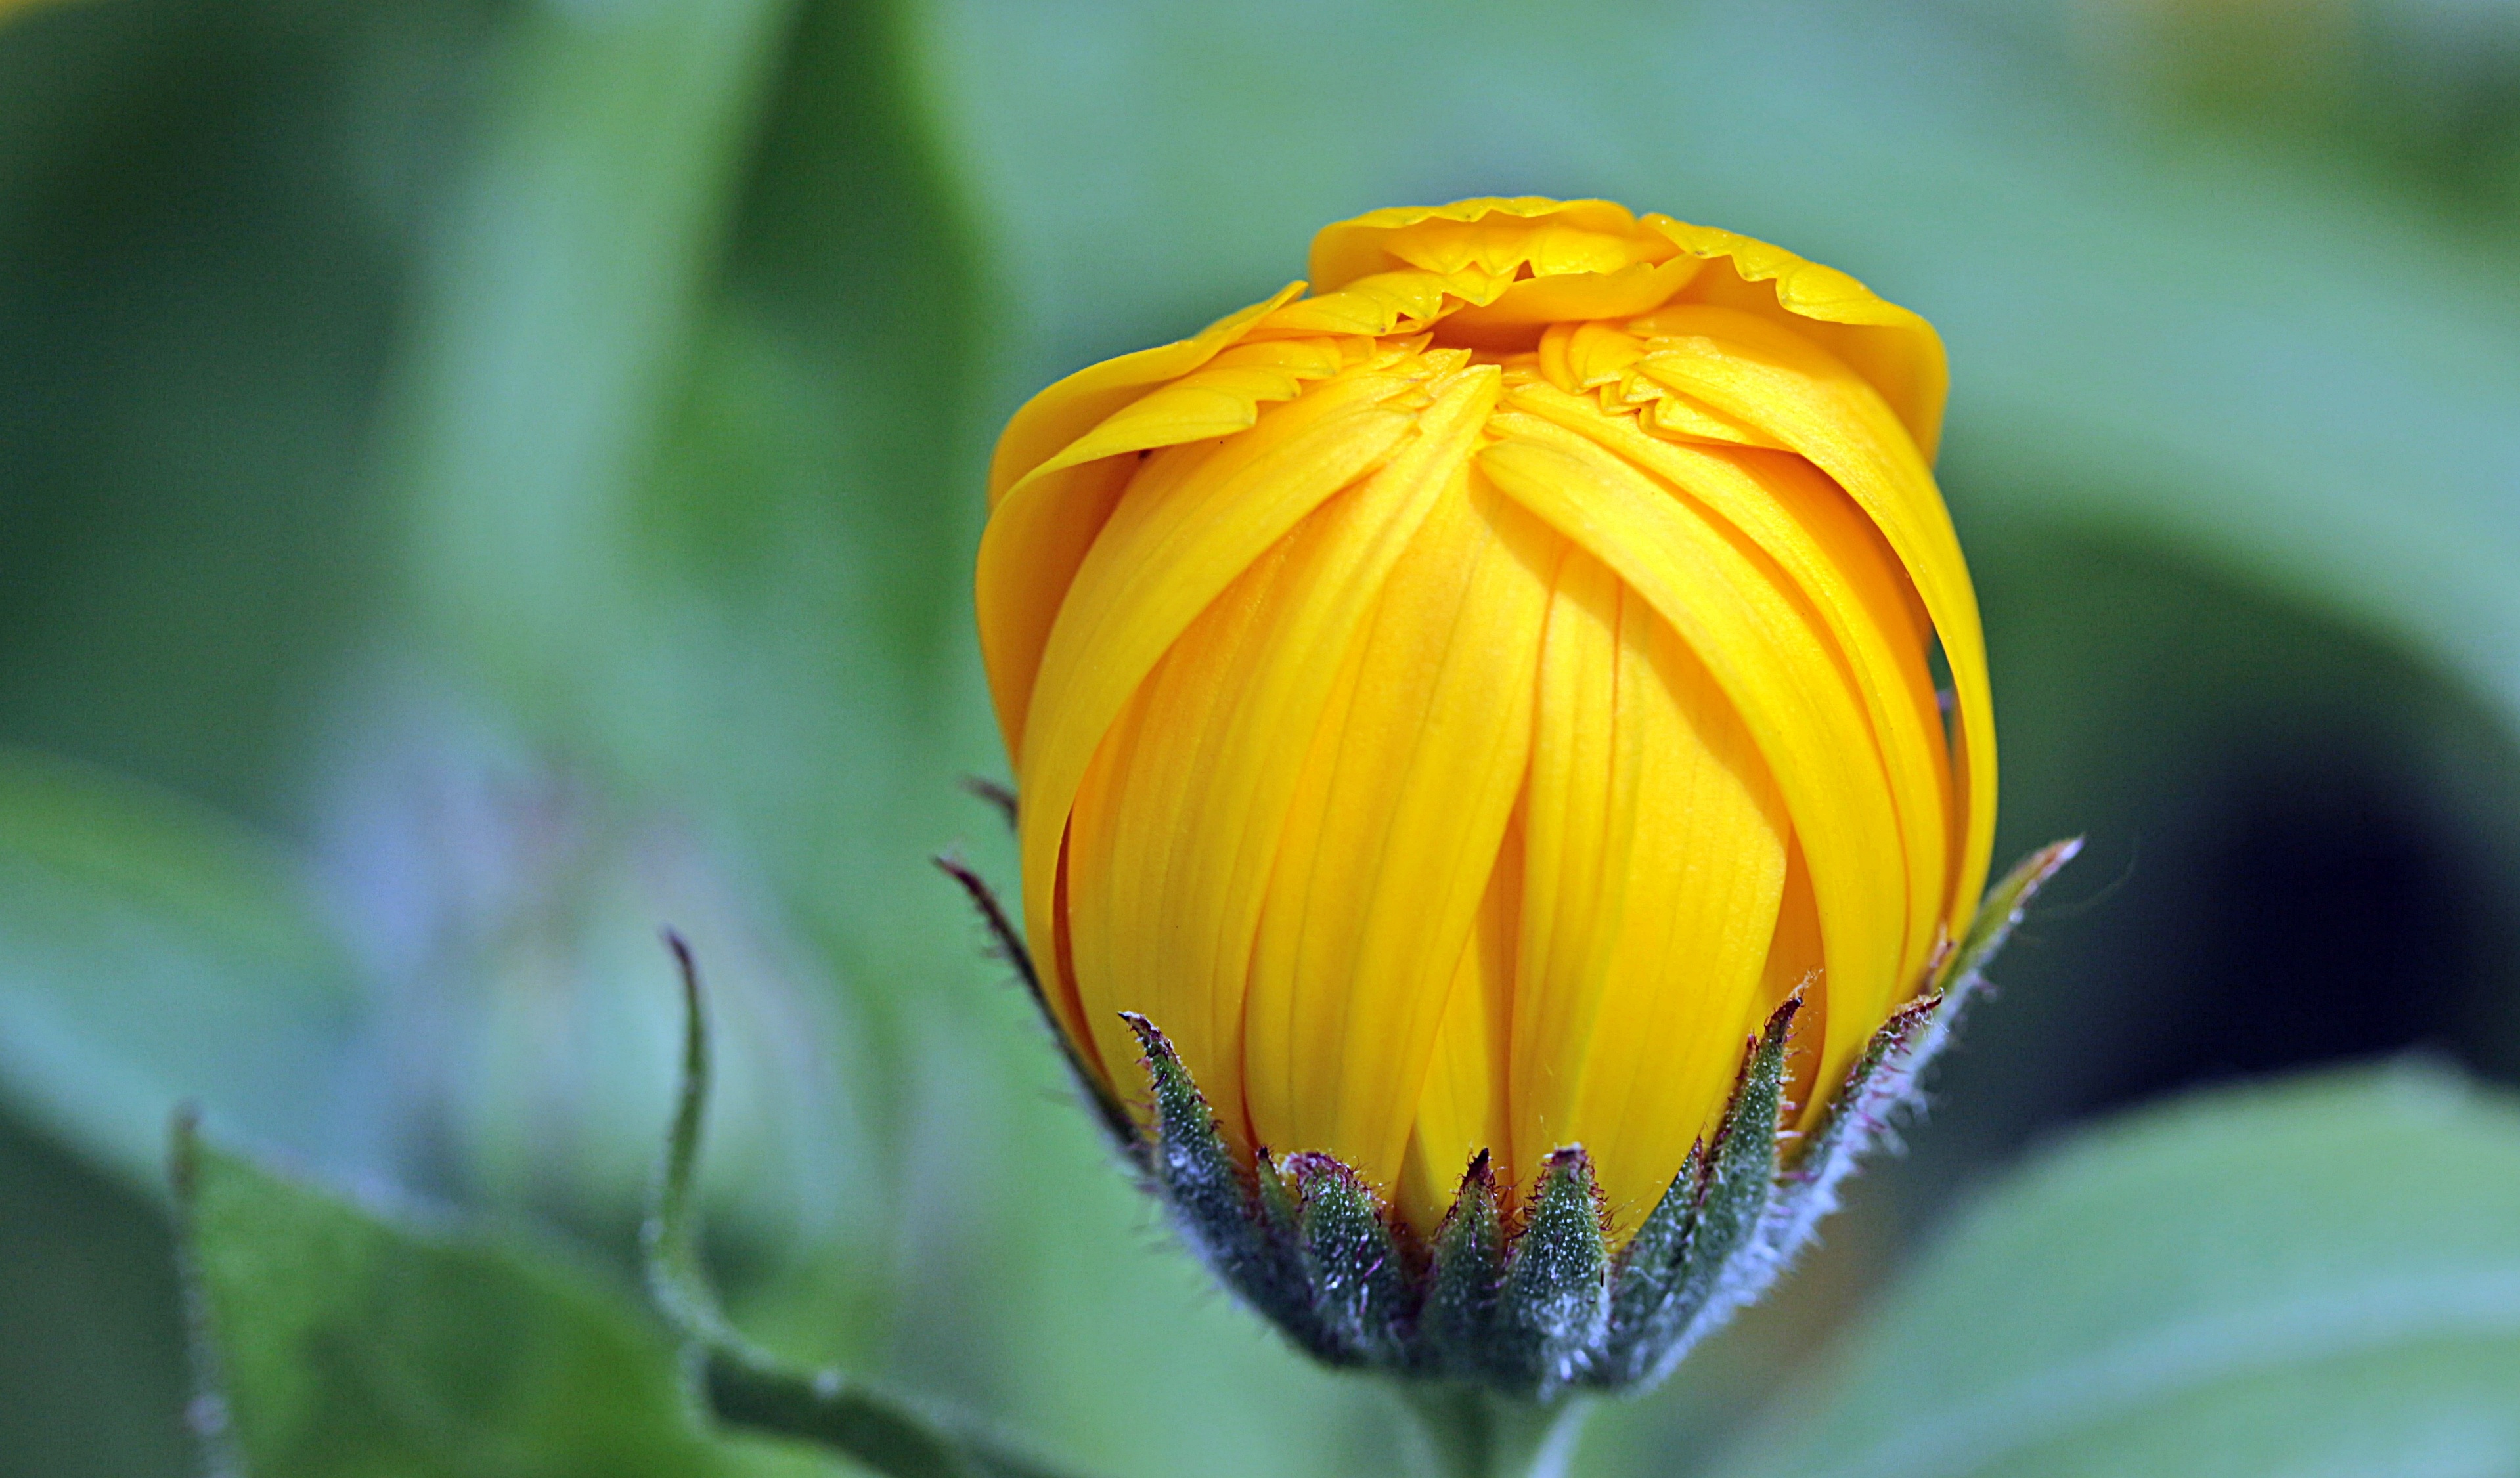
[976,197,1995,1245]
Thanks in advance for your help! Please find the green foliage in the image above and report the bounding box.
[0,748,361,1190]
[370,0,1011,1267]
[1735,1066,2520,1478]
[386,0,1000,972]
[175,1123,828,1478]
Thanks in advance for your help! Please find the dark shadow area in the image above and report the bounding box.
[1901,527,2520,1214]
[0,1109,190,1478]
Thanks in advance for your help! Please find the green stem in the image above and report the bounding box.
[648,934,1087,1478]
[1396,1384,1591,1478]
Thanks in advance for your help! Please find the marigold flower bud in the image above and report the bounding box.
[972,198,2037,1395]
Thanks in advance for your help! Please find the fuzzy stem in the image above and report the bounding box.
[1396,1384,1590,1478]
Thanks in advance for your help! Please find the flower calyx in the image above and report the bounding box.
[1104,840,2080,1401]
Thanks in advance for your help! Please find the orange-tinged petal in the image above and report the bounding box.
[1017,370,1426,1042]
[1641,217,1947,459]
[1759,843,1829,1129]
[979,338,1376,754]
[1065,542,1296,1136]
[1500,384,1953,1053]
[1253,271,1453,339]
[1438,257,1704,347]
[1048,361,1497,1121]
[975,453,1137,762]
[1014,336,1361,493]
[1310,198,1668,293]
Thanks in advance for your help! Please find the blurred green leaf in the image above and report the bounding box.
[0,0,467,826]
[0,747,363,1190]
[1732,1065,2520,1478]
[177,1123,830,1478]
[368,0,1012,1376]
[378,0,1003,1145]
[390,0,795,697]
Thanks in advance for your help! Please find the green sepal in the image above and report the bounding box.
[1585,995,1798,1390]
[1120,1014,1338,1357]
[1290,1152,1417,1367]
[1591,1142,1703,1387]
[1119,1014,1277,1287]
[939,857,1141,1162]
[1939,838,2086,999]
[1417,1151,1505,1376]
[1254,1147,1304,1250]
[1494,1146,1611,1397]
[1248,1148,1331,1357]
[1761,839,2083,1273]
[1097,844,2074,1401]
[1665,995,1800,1351]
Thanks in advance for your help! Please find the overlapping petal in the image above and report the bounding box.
[977,197,1995,1246]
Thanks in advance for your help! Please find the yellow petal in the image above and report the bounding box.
[1253,271,1453,339]
[1015,336,1361,494]
[1439,257,1705,348]
[1402,816,1524,1232]
[1017,369,1428,1054]
[986,282,1305,505]
[1641,217,1947,460]
[1501,385,1953,1054]
[1064,541,1298,1136]
[1478,429,1912,1131]
[975,454,1136,762]
[1063,364,1494,1130]
[1620,305,1996,933]
[1643,389,1790,450]
[977,305,1337,762]
[1511,550,1788,1231]
[1539,320,1643,393]
[1311,198,1666,293]
[1759,842,1829,1129]
[1243,452,1553,1191]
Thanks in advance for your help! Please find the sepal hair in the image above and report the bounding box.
[940,854,1141,1162]
[1416,1154,1505,1377]
[1116,842,2078,1400]
[1125,1014,1324,1351]
[1761,837,2085,1265]
[1494,1148,1610,1397]
[1290,1153,1415,1366]
[1587,996,1797,1389]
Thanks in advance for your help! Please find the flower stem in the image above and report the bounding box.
[1396,1384,1590,1478]
[648,935,1085,1478]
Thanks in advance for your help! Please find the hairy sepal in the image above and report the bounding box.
[1107,838,2077,1404]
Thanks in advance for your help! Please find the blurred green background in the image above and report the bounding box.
[7,0,2520,1474]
